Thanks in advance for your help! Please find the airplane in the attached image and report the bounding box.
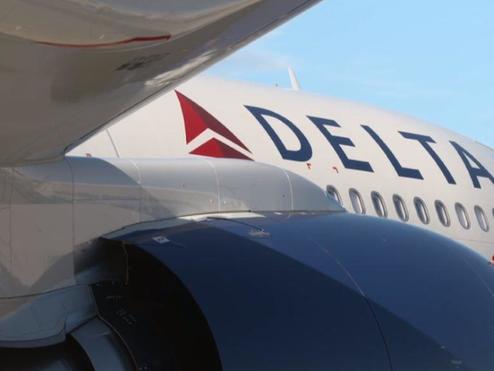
[72,75,494,260]
[1,1,494,370]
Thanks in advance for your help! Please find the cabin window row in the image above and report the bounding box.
[326,185,491,232]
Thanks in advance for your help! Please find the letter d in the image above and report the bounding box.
[245,106,312,162]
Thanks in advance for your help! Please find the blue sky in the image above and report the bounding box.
[207,0,494,147]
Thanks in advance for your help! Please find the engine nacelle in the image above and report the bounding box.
[97,211,494,370]
[3,211,494,370]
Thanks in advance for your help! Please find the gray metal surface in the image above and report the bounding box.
[71,318,133,371]
[0,286,96,348]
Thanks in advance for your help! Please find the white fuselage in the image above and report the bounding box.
[73,76,494,259]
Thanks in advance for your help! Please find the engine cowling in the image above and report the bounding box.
[3,211,494,370]
[94,211,494,371]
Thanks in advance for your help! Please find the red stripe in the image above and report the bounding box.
[38,34,171,48]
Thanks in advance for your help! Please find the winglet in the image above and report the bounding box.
[288,66,301,91]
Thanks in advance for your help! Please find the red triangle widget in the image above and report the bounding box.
[176,91,252,160]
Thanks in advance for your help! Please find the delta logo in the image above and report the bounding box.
[175,91,494,190]
[176,91,252,160]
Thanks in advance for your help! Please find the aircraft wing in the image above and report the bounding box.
[0,0,318,165]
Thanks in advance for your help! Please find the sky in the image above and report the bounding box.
[206,0,494,148]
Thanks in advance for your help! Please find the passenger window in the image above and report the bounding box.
[393,194,409,222]
[414,197,430,224]
[435,200,450,227]
[455,203,471,229]
[349,188,366,214]
[474,206,489,232]
[371,191,387,218]
[326,185,342,206]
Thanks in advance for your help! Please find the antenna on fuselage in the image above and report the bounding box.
[288,66,301,91]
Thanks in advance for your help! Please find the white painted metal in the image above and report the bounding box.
[71,76,494,258]
[10,162,74,297]
[0,0,260,45]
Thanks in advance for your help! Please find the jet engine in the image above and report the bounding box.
[3,212,494,370]
[1,158,493,370]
